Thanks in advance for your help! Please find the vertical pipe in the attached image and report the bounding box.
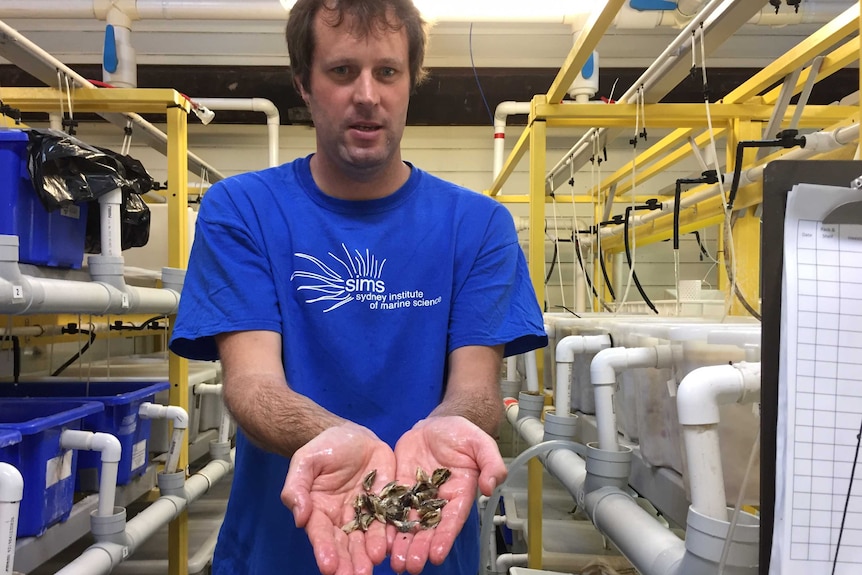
[527,96,547,571]
[524,350,540,393]
[166,103,190,575]
[0,462,23,575]
[99,187,123,258]
[97,461,119,517]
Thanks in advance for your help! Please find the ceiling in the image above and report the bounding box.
[0,0,858,126]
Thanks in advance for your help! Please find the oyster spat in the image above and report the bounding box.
[342,467,452,534]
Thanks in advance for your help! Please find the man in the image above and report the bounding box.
[169,0,547,573]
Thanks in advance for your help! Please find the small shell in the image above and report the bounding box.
[415,466,430,483]
[419,498,448,511]
[342,519,360,533]
[362,469,377,492]
[431,468,451,487]
[391,519,419,533]
[419,509,442,529]
[358,512,375,532]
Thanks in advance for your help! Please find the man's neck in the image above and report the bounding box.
[309,154,411,201]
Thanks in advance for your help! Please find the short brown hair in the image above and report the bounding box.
[286,0,428,93]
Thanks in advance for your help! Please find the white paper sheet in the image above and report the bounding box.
[772,183,862,574]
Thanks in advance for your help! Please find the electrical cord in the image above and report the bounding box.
[599,254,616,301]
[469,22,494,126]
[109,315,168,332]
[1,335,20,383]
[692,231,719,263]
[51,324,97,377]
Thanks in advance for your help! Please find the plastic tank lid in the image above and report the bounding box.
[0,129,27,141]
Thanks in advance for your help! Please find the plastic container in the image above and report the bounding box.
[0,399,104,536]
[0,129,88,268]
[0,381,169,490]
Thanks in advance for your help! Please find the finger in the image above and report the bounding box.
[364,516,388,565]
[404,527,435,574]
[389,528,415,574]
[471,434,508,496]
[429,496,473,565]
[347,530,374,575]
[305,511,342,575]
[282,460,315,527]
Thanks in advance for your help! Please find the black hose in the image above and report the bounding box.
[544,240,559,285]
[599,254,616,301]
[2,336,20,383]
[574,234,600,301]
[51,326,97,377]
[624,206,659,314]
[674,171,719,251]
[727,131,805,212]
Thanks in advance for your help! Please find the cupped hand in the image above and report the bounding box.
[388,416,508,574]
[281,422,396,575]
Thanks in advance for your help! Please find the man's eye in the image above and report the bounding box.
[332,66,349,75]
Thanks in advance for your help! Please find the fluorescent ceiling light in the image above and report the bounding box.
[279,0,601,22]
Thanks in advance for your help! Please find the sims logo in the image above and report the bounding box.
[291,244,387,312]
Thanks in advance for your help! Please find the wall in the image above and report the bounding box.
[72,122,723,310]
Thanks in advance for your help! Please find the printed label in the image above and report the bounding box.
[11,286,23,300]
[131,439,147,471]
[46,450,73,488]
[60,205,81,219]
[292,243,442,313]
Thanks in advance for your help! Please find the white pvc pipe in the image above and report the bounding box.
[100,188,123,258]
[0,463,23,575]
[493,101,531,181]
[506,356,517,382]
[503,401,686,575]
[590,346,673,451]
[546,0,730,191]
[193,384,231,444]
[59,430,122,517]
[138,403,188,474]
[54,451,234,575]
[192,98,280,167]
[555,334,612,418]
[676,362,761,522]
[588,122,861,246]
[496,553,528,572]
[523,349,540,393]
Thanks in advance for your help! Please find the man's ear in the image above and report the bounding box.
[294,76,310,104]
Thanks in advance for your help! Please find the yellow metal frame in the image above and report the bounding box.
[0,86,194,575]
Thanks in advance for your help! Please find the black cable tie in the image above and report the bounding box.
[568,178,575,186]
[640,128,648,141]
[629,137,638,148]
[124,125,134,136]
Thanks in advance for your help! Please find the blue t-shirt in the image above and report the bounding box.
[170,155,547,574]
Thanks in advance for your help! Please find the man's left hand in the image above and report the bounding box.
[387,416,507,574]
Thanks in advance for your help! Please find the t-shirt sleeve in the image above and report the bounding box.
[448,204,547,358]
[169,185,282,361]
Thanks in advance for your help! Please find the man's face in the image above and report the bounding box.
[299,11,411,182]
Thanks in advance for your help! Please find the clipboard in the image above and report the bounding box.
[760,159,862,574]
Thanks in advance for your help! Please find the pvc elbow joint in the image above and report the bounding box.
[676,363,760,426]
[590,346,628,386]
[60,430,123,463]
[139,402,190,429]
[0,462,24,502]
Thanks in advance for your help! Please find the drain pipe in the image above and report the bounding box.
[523,349,541,393]
[503,399,759,575]
[493,101,531,182]
[59,430,122,518]
[590,345,674,451]
[555,334,611,417]
[0,460,23,575]
[138,403,188,475]
[677,362,761,522]
[0,235,181,315]
[191,98,280,168]
[53,449,235,575]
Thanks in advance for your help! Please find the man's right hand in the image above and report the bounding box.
[281,422,396,575]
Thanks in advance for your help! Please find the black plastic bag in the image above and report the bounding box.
[25,129,153,252]
[84,188,151,253]
[26,129,131,210]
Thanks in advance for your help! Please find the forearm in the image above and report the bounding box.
[223,371,346,458]
[428,385,502,436]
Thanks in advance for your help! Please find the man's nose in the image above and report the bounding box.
[353,70,380,107]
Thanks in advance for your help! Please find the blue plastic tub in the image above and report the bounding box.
[0,380,170,489]
[0,399,104,537]
[0,129,88,268]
